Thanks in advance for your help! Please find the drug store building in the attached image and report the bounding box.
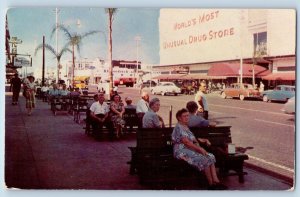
[154,9,296,88]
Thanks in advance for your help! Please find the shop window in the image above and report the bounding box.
[253,32,267,56]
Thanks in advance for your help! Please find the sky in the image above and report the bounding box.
[7,7,160,78]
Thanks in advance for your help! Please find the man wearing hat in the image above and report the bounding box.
[10,73,22,105]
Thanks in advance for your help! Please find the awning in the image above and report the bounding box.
[74,76,90,81]
[153,74,185,80]
[181,74,226,80]
[262,72,295,81]
[208,63,270,78]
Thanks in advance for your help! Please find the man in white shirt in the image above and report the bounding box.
[136,91,150,128]
[195,81,209,120]
[90,93,114,137]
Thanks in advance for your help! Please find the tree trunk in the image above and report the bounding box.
[72,44,75,87]
[108,11,113,100]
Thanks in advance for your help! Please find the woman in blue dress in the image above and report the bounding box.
[172,108,227,190]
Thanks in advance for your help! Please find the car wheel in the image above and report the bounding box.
[151,90,155,95]
[161,91,166,96]
[239,94,245,101]
[285,98,289,103]
[262,95,269,102]
[221,92,227,99]
[174,93,178,96]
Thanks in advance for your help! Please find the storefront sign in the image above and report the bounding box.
[14,56,31,67]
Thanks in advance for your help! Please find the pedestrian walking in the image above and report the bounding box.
[194,81,209,120]
[10,73,22,105]
[24,76,36,116]
[259,81,265,93]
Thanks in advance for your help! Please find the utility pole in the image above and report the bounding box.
[42,36,45,86]
[55,8,60,82]
[135,35,141,84]
[239,10,245,85]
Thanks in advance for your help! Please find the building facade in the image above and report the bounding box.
[156,9,296,86]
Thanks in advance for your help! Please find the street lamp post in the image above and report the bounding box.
[239,10,245,85]
[55,8,60,82]
[135,35,141,85]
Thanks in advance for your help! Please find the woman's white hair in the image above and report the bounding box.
[149,98,160,108]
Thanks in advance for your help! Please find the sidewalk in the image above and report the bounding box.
[4,92,293,190]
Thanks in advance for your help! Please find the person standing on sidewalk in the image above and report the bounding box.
[195,81,209,120]
[10,73,22,105]
[24,76,36,116]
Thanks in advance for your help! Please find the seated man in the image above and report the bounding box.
[69,87,81,97]
[186,101,216,146]
[186,101,216,128]
[60,84,70,96]
[48,84,61,110]
[48,83,60,97]
[124,97,136,110]
[136,91,150,128]
[89,93,114,138]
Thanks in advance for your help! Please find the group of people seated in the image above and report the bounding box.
[137,91,226,190]
[88,92,139,138]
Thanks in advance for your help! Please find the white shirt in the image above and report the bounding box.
[136,99,149,113]
[195,91,209,111]
[90,101,109,115]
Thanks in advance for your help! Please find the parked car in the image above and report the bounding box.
[261,85,295,102]
[142,80,157,88]
[151,82,181,96]
[220,83,260,101]
[282,96,295,114]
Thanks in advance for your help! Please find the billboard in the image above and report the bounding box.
[159,9,296,65]
[14,56,31,67]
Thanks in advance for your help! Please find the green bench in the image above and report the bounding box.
[128,126,248,186]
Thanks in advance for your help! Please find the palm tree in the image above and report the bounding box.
[34,43,72,81]
[105,8,118,99]
[252,44,267,86]
[51,24,100,86]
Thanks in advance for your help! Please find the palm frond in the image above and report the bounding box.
[81,30,99,40]
[34,43,57,57]
[58,47,72,57]
[51,24,72,39]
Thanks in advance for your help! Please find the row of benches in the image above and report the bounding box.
[128,126,249,187]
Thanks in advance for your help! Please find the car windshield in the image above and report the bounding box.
[244,84,254,89]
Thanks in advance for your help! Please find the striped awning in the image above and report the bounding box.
[262,72,295,81]
[153,74,185,80]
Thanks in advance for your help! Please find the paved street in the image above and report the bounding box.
[119,86,295,179]
[4,86,293,190]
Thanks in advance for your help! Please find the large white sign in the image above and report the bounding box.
[159,9,242,65]
[159,9,296,66]
[14,56,31,67]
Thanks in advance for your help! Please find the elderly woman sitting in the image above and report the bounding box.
[172,108,227,190]
[186,101,216,128]
[142,98,165,128]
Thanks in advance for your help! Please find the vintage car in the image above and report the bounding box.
[150,82,181,96]
[282,96,295,114]
[220,83,260,101]
[142,80,157,88]
[261,85,295,102]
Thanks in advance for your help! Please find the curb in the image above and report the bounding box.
[244,162,294,186]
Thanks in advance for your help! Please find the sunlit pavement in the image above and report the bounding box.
[4,87,293,190]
